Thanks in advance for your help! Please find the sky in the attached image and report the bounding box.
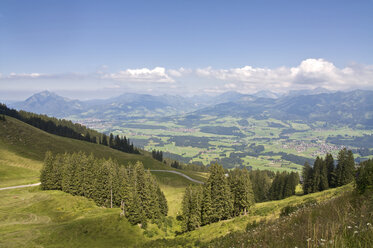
[1,0,373,100]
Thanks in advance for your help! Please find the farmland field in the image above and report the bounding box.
[74,115,373,172]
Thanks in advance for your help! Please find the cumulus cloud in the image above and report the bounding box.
[104,67,175,83]
[196,58,373,93]
[168,67,191,77]
[1,59,372,96]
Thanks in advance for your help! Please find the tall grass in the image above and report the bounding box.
[205,189,373,248]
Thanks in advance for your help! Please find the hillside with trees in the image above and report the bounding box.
[41,152,167,226]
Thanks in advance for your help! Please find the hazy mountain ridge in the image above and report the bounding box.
[9,89,373,127]
[193,90,373,127]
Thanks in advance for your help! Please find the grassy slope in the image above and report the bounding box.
[0,116,204,188]
[0,187,147,248]
[147,184,355,247]
[205,189,373,248]
[0,116,199,247]
[0,116,168,170]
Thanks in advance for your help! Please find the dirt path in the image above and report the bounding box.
[0,182,41,191]
[150,170,204,184]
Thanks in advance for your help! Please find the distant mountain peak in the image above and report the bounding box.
[253,90,279,99]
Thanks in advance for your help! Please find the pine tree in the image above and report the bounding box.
[157,187,168,216]
[40,151,55,190]
[312,157,322,192]
[319,158,329,191]
[325,153,336,188]
[201,183,213,225]
[344,150,355,184]
[101,134,108,146]
[336,148,355,186]
[109,133,114,147]
[182,185,203,231]
[249,170,271,202]
[83,153,96,199]
[52,153,64,190]
[228,168,254,216]
[282,173,293,198]
[355,159,373,194]
[302,162,313,194]
[207,163,233,222]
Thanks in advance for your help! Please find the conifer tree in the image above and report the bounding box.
[181,185,203,231]
[312,157,322,192]
[282,173,294,198]
[207,163,233,222]
[325,153,336,188]
[83,153,96,199]
[201,183,213,225]
[228,168,254,216]
[52,153,63,190]
[109,133,114,147]
[40,151,55,190]
[336,148,355,186]
[101,134,108,146]
[157,187,168,216]
[249,170,271,202]
[302,162,313,194]
[319,158,329,191]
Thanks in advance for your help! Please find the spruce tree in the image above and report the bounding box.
[109,133,114,147]
[201,183,213,225]
[336,148,355,186]
[228,168,254,216]
[207,163,233,222]
[319,158,329,191]
[249,170,271,202]
[40,151,55,190]
[157,187,168,216]
[312,157,322,192]
[302,162,313,194]
[325,153,336,188]
[344,150,355,184]
[182,185,203,231]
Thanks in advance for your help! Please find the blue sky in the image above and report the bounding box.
[1,0,373,100]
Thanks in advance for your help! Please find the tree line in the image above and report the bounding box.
[248,169,299,203]
[40,152,167,226]
[302,148,355,194]
[0,104,139,154]
[170,160,209,172]
[181,164,255,232]
[152,149,163,162]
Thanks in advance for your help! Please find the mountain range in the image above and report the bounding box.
[7,89,373,127]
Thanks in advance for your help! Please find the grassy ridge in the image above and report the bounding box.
[0,116,200,217]
[0,116,167,170]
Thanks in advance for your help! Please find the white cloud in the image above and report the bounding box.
[1,59,372,96]
[104,67,175,83]
[168,67,191,77]
[7,72,45,79]
[196,58,373,92]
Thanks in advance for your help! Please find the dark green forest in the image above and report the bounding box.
[302,148,355,194]
[180,164,299,232]
[40,152,167,226]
